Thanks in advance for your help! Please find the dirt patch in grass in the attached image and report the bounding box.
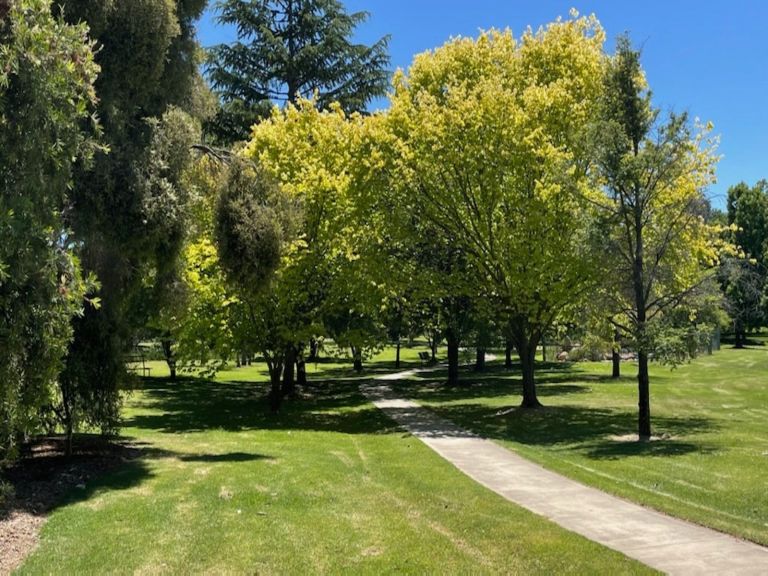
[0,437,139,575]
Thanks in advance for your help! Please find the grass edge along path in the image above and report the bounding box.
[363,377,768,575]
[393,347,768,547]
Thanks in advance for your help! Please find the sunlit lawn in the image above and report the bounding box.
[393,345,768,546]
[18,346,651,575]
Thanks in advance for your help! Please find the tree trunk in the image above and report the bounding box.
[541,337,547,362]
[267,360,283,413]
[734,322,745,348]
[505,340,513,369]
[475,347,485,371]
[281,347,296,398]
[447,329,459,386]
[395,338,401,368]
[518,335,542,408]
[633,202,651,440]
[612,329,621,379]
[431,336,437,362]
[638,350,651,439]
[296,354,307,389]
[65,422,74,459]
[161,338,176,381]
[352,347,363,373]
[60,380,74,458]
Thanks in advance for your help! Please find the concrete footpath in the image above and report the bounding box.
[363,376,768,575]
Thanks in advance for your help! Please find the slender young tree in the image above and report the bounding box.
[590,37,720,439]
[206,0,390,143]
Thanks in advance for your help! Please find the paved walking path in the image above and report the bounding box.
[363,374,768,575]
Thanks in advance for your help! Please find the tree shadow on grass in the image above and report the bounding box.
[178,452,270,463]
[393,378,593,403]
[427,401,716,460]
[124,376,399,436]
[392,362,623,403]
[1,436,278,521]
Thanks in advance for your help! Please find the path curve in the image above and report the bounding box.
[362,372,768,576]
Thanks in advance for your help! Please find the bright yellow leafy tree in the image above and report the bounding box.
[386,14,606,406]
[244,101,389,374]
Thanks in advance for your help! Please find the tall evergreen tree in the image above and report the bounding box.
[58,0,208,448]
[206,0,390,143]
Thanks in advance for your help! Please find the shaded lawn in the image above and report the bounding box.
[17,352,652,575]
[392,347,768,545]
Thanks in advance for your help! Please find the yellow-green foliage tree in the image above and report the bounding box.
[387,15,605,406]
[245,101,388,376]
[589,37,722,439]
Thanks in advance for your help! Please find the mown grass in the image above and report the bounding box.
[392,345,768,546]
[18,346,652,575]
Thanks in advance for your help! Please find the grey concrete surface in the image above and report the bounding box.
[362,380,768,575]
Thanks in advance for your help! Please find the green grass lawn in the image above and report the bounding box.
[18,347,652,575]
[392,345,768,546]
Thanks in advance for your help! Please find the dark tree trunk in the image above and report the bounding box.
[296,354,307,389]
[541,337,547,362]
[65,423,73,459]
[518,335,542,408]
[281,347,296,398]
[352,347,363,373]
[430,335,438,361]
[395,338,401,368]
[267,360,283,413]
[638,350,651,439]
[63,402,74,459]
[161,338,176,381]
[446,329,459,386]
[505,340,513,369]
[633,203,651,440]
[734,323,745,349]
[59,380,74,458]
[475,347,485,371]
[612,329,621,379]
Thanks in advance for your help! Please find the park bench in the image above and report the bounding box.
[418,351,432,363]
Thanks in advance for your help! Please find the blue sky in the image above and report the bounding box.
[197,1,768,210]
